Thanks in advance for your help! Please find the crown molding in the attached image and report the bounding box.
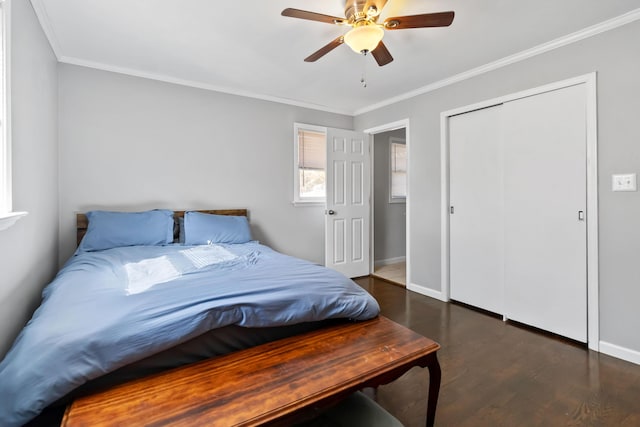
[354,7,640,116]
[58,56,353,116]
[29,0,61,59]
[29,1,640,117]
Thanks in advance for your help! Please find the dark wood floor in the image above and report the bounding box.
[355,276,640,427]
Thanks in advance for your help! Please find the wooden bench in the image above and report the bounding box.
[62,316,441,426]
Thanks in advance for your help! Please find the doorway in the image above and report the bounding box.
[364,120,410,287]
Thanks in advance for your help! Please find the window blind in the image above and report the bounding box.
[391,142,407,199]
[391,142,407,173]
[298,130,326,170]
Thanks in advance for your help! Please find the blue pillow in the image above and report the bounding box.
[79,209,174,252]
[183,212,251,245]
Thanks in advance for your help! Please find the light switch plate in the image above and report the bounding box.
[612,173,637,192]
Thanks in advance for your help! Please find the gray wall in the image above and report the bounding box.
[58,64,353,265]
[0,1,58,358]
[3,5,638,360]
[355,20,640,353]
[373,129,406,263]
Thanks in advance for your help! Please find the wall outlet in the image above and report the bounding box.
[612,173,637,192]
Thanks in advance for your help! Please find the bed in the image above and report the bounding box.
[0,209,380,427]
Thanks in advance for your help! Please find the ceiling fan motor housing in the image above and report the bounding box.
[344,0,385,23]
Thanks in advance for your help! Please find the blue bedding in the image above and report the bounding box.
[0,242,379,426]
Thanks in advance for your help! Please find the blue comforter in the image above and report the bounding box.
[0,242,379,426]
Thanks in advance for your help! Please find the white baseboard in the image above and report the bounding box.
[374,256,406,268]
[405,284,640,367]
[599,341,640,366]
[407,283,448,302]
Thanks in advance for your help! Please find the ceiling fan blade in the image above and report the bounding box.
[371,41,393,66]
[282,8,346,25]
[304,36,344,62]
[384,11,454,30]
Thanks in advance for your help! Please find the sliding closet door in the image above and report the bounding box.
[502,85,587,342]
[449,106,504,314]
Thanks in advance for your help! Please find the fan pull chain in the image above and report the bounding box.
[360,52,368,88]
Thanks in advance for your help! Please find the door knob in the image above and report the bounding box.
[326,210,336,215]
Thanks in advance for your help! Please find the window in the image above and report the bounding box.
[293,123,327,205]
[389,138,407,202]
[0,0,23,230]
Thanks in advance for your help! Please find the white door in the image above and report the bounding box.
[325,128,370,278]
[449,106,505,314]
[503,85,587,342]
[448,84,588,342]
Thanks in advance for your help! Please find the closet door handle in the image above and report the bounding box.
[578,210,585,221]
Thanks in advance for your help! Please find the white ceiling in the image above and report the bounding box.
[31,0,640,115]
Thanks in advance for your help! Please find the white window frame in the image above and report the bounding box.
[293,122,327,206]
[0,0,26,231]
[389,137,407,203]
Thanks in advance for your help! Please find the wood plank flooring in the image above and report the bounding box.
[355,276,640,427]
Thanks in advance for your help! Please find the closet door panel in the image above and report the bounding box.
[449,106,504,314]
[502,85,587,342]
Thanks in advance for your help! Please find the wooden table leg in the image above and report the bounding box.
[425,352,441,427]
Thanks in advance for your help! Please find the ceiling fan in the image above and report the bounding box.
[281,0,454,66]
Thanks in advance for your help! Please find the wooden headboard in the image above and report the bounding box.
[76,209,248,247]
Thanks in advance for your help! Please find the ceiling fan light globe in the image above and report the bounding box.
[344,25,384,54]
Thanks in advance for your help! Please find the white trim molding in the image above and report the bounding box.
[0,0,28,232]
[408,283,447,302]
[440,73,599,350]
[30,3,353,115]
[354,8,640,115]
[59,56,354,116]
[363,119,410,288]
[29,0,61,59]
[30,0,640,117]
[600,341,640,366]
[363,119,409,135]
[0,211,27,231]
[374,256,406,269]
